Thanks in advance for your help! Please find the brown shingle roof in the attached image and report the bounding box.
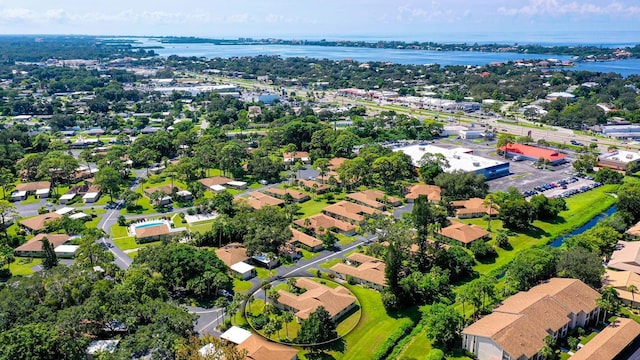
[143,185,178,197]
[438,222,489,245]
[297,179,330,192]
[14,233,70,253]
[330,253,386,286]
[323,200,380,223]
[608,240,640,273]
[289,228,322,249]
[15,181,51,192]
[19,213,63,231]
[346,189,400,209]
[243,193,284,210]
[406,184,441,201]
[215,243,249,267]
[602,269,640,304]
[625,220,640,237]
[276,278,356,320]
[134,223,170,239]
[198,176,233,188]
[571,318,640,360]
[464,278,601,359]
[237,334,298,360]
[263,188,310,201]
[328,157,347,170]
[452,197,498,217]
[283,151,309,161]
[293,214,356,234]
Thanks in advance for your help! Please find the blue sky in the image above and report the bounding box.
[0,0,638,43]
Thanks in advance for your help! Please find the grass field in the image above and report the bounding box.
[233,278,253,293]
[110,225,130,238]
[20,196,42,205]
[112,236,160,251]
[10,257,42,276]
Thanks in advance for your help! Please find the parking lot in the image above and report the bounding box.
[435,137,581,194]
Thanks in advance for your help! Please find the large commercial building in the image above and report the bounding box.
[598,150,640,171]
[394,144,509,180]
[498,143,567,165]
[601,125,640,140]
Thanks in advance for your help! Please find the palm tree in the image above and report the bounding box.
[456,290,470,319]
[267,288,280,306]
[281,311,294,339]
[261,283,272,310]
[627,284,638,310]
[483,194,498,231]
[597,286,621,323]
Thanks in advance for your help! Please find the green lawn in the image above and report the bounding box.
[20,196,42,205]
[255,267,273,279]
[10,257,42,276]
[233,278,253,293]
[299,249,321,260]
[249,183,264,190]
[112,236,160,251]
[110,225,130,238]
[336,234,358,246]
[188,221,214,233]
[396,325,433,359]
[320,258,344,269]
[296,199,331,218]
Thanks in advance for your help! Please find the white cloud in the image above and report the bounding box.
[498,0,640,17]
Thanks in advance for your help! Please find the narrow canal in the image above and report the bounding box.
[549,205,618,248]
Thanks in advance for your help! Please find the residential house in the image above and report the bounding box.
[570,318,640,360]
[322,201,380,224]
[283,151,311,165]
[143,185,178,206]
[346,189,401,210]
[297,179,330,194]
[263,188,310,203]
[219,326,298,360]
[241,193,284,210]
[451,197,499,219]
[462,278,601,360]
[215,243,250,267]
[608,240,640,274]
[59,192,77,205]
[13,181,51,200]
[225,180,247,190]
[330,253,386,290]
[198,176,233,192]
[19,212,63,234]
[625,220,640,238]
[133,222,186,244]
[328,157,347,170]
[602,269,640,308]
[405,184,442,202]
[289,228,323,252]
[275,277,356,321]
[82,186,101,203]
[438,221,490,247]
[215,243,256,280]
[293,213,356,235]
[13,233,70,257]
